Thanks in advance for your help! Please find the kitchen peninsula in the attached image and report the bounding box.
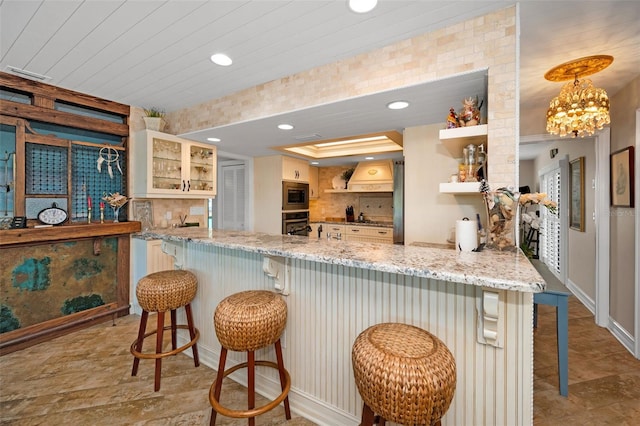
[135,227,544,425]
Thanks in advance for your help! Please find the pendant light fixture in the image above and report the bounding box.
[545,55,613,138]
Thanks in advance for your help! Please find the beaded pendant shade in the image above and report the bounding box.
[545,55,613,138]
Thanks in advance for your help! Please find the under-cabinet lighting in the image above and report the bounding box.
[207,137,221,142]
[278,124,294,130]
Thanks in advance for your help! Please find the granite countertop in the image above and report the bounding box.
[136,228,545,293]
[311,220,393,228]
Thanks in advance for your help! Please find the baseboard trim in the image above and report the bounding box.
[564,280,637,358]
[608,318,636,357]
[565,279,595,314]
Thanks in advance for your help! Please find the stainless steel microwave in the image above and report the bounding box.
[282,181,309,210]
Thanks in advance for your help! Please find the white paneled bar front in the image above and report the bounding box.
[165,240,533,425]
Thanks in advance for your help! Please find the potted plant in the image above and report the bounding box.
[341,167,355,189]
[142,107,166,132]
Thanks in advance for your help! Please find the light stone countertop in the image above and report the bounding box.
[136,228,545,293]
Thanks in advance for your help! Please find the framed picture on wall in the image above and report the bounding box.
[610,146,635,208]
[132,200,153,231]
[569,157,585,231]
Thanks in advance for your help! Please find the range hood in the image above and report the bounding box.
[347,160,394,192]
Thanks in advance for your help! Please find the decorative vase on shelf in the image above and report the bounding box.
[482,187,520,251]
[111,206,121,223]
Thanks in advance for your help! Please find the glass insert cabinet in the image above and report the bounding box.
[132,130,217,199]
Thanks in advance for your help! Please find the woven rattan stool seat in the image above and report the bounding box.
[131,269,200,392]
[214,290,287,352]
[352,323,456,426]
[210,290,291,425]
[136,270,197,312]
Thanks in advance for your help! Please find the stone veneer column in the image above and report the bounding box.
[167,7,517,188]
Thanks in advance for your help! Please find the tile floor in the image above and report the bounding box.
[533,297,640,425]
[1,287,639,425]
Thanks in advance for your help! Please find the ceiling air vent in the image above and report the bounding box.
[294,133,322,142]
[5,66,52,82]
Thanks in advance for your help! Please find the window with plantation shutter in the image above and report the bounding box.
[540,167,562,278]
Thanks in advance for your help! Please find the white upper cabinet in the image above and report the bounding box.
[308,166,319,199]
[282,156,309,182]
[132,130,217,199]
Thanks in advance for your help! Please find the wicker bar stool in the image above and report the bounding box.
[209,290,291,426]
[130,270,200,392]
[352,323,456,426]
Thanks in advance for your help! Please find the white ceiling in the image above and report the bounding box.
[1,1,639,163]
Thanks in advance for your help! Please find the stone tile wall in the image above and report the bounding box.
[166,7,518,188]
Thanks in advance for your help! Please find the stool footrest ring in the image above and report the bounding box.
[209,360,291,419]
[130,324,200,360]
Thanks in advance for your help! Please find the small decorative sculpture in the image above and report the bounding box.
[458,97,483,127]
[446,107,459,129]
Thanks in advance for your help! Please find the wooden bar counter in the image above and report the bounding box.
[0,221,141,355]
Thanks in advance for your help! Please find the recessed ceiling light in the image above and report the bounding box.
[387,100,409,110]
[210,53,232,66]
[348,0,378,14]
[365,156,374,160]
[278,124,294,130]
[310,161,319,165]
[207,137,221,142]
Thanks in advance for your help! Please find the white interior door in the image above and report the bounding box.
[219,162,245,230]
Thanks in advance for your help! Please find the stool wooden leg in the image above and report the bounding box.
[170,309,177,351]
[360,404,386,426]
[185,303,200,367]
[361,403,376,426]
[154,311,165,392]
[131,310,148,376]
[274,339,291,419]
[248,350,255,426]
[210,347,228,426]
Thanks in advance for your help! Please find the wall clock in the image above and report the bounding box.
[37,203,68,226]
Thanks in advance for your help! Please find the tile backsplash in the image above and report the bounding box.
[131,198,207,228]
[310,166,393,222]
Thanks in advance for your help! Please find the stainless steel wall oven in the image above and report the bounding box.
[282,211,310,236]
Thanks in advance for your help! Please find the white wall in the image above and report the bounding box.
[532,138,597,300]
[405,124,485,245]
[518,159,536,191]
[609,75,639,336]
